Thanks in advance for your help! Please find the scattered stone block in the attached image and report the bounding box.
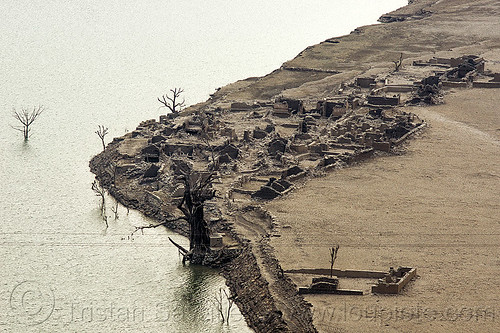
[372,141,391,152]
[209,233,223,248]
[151,135,166,144]
[268,138,287,156]
[220,127,237,140]
[253,128,268,139]
[251,186,281,200]
[307,143,323,154]
[264,124,275,133]
[290,144,308,153]
[231,102,252,111]
[219,144,239,159]
[323,156,337,166]
[356,77,376,88]
[162,127,174,136]
[367,95,400,106]
[144,164,160,178]
[295,133,312,140]
[218,153,232,164]
[421,75,440,86]
[243,130,250,141]
[282,165,304,178]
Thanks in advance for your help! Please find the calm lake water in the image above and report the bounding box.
[0,1,405,332]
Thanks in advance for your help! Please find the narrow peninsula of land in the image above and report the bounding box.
[90,1,500,332]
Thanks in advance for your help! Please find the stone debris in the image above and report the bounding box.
[372,267,417,294]
[143,164,160,178]
[88,42,499,333]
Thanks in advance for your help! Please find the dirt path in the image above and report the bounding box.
[266,88,500,332]
[230,208,317,332]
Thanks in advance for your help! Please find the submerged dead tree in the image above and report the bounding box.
[92,179,108,228]
[95,125,109,151]
[178,173,215,251]
[133,172,216,262]
[12,105,44,140]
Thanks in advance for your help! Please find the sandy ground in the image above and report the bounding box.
[203,1,500,330]
[265,87,500,332]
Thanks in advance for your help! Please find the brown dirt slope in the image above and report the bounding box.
[200,0,500,105]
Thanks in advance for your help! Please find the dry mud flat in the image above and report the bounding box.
[266,88,500,333]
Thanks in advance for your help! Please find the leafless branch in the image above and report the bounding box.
[393,53,403,72]
[111,199,119,220]
[95,125,109,151]
[213,288,225,323]
[12,105,45,140]
[201,134,218,170]
[213,288,234,324]
[329,245,339,277]
[157,88,185,113]
[91,180,108,227]
[223,289,234,324]
[131,216,188,236]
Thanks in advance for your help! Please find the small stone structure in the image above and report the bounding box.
[372,267,417,294]
[209,233,223,248]
[299,276,363,295]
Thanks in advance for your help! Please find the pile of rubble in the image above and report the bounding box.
[89,53,500,333]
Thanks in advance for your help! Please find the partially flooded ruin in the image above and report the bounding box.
[90,48,500,331]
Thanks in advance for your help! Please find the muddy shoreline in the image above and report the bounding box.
[90,148,316,332]
[88,0,500,332]
[88,0,430,330]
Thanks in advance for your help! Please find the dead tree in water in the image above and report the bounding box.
[213,288,235,324]
[132,172,216,261]
[95,125,109,151]
[177,173,215,252]
[92,180,108,228]
[11,105,44,140]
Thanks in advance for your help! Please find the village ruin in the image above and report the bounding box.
[90,53,500,331]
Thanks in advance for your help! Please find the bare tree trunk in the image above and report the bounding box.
[158,88,185,114]
[11,106,44,140]
[95,125,109,151]
[189,203,211,251]
[178,174,213,252]
[131,172,215,261]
